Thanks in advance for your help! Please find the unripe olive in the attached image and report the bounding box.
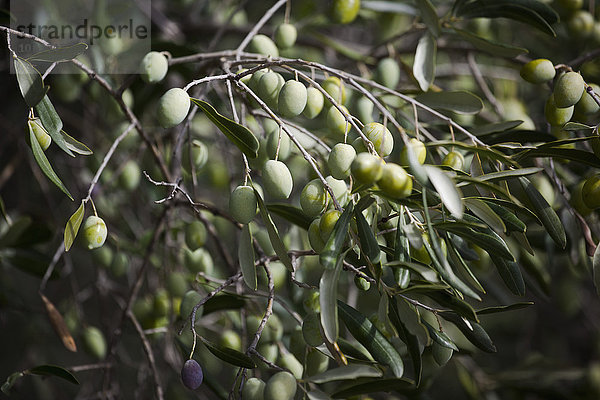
[375,57,400,88]
[319,209,341,242]
[325,175,350,206]
[181,359,203,390]
[330,0,361,24]
[399,138,427,166]
[266,129,292,160]
[278,353,303,379]
[119,160,141,191]
[249,34,279,57]
[377,163,413,199]
[300,179,329,216]
[545,94,574,126]
[327,105,351,137]
[362,122,394,157]
[140,51,168,83]
[157,88,190,128]
[258,71,285,110]
[575,83,600,114]
[355,96,374,124]
[167,272,189,297]
[258,343,279,364]
[354,274,371,291]
[82,326,107,360]
[306,348,329,376]
[183,248,214,274]
[321,76,346,105]
[262,160,294,199]
[180,290,203,320]
[237,68,252,85]
[29,118,51,151]
[82,216,108,250]
[308,218,325,252]
[182,139,209,172]
[185,220,207,250]
[265,313,284,342]
[248,69,269,93]
[583,174,600,209]
[554,71,585,108]
[568,10,595,38]
[242,377,266,400]
[93,245,113,268]
[230,185,258,224]
[351,152,384,185]
[264,371,297,400]
[303,290,321,314]
[442,151,464,170]
[302,312,324,347]
[278,80,308,118]
[274,23,297,49]
[220,329,242,351]
[303,87,325,119]
[432,341,453,366]
[153,288,170,318]
[520,59,556,84]
[571,181,593,216]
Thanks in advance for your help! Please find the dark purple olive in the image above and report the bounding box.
[181,359,203,390]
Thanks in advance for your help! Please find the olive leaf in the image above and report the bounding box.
[59,130,93,155]
[40,293,77,352]
[452,28,528,58]
[27,43,88,63]
[413,32,436,92]
[416,0,441,37]
[332,377,416,398]
[14,56,47,107]
[199,336,256,369]
[35,95,75,157]
[64,201,85,252]
[355,208,381,263]
[320,252,346,343]
[319,202,353,270]
[308,364,382,383]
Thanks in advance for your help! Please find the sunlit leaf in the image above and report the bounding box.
[309,364,382,383]
[413,32,436,92]
[64,201,84,252]
[320,202,353,270]
[320,253,346,343]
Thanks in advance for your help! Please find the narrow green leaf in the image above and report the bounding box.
[392,208,411,288]
[424,165,463,219]
[307,389,331,400]
[1,372,24,394]
[594,244,600,296]
[355,209,381,263]
[471,120,525,136]
[385,260,439,283]
[517,147,600,168]
[452,28,528,58]
[191,98,259,158]
[27,43,88,62]
[476,302,534,315]
[64,201,84,252]
[563,122,595,132]
[483,200,526,233]
[439,312,496,353]
[202,294,246,315]
[388,297,424,385]
[266,203,311,230]
[254,188,292,271]
[413,32,436,92]
[28,120,73,200]
[518,177,566,249]
[338,301,404,378]
[445,236,486,293]
[424,290,478,321]
[492,257,525,295]
[199,336,256,368]
[35,95,75,157]
[436,223,514,261]
[361,1,417,14]
[27,365,79,385]
[319,202,354,270]
[422,321,458,350]
[470,167,543,183]
[415,91,483,114]
[464,198,506,233]
[478,197,539,224]
[309,364,382,383]
[239,224,257,290]
[14,56,47,107]
[416,0,441,37]
[337,337,375,362]
[426,140,519,167]
[320,253,345,343]
[59,130,93,155]
[332,378,416,398]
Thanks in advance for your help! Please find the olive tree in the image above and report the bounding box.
[1,0,600,399]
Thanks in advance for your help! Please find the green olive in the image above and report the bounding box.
[262,160,294,199]
[229,185,258,224]
[575,83,600,115]
[554,71,585,108]
[374,57,400,88]
[28,118,51,151]
[274,23,297,49]
[183,248,214,274]
[432,341,453,366]
[219,329,242,351]
[118,160,141,191]
[308,218,325,253]
[266,129,291,160]
[354,274,371,291]
[302,312,324,347]
[249,34,279,57]
[399,138,427,166]
[278,353,303,379]
[242,377,266,400]
[325,175,350,206]
[362,122,394,157]
[82,216,108,250]
[167,272,188,297]
[111,252,128,277]
[322,76,347,105]
[377,163,413,199]
[319,209,341,242]
[355,96,374,124]
[306,348,329,376]
[545,94,574,126]
[152,289,170,318]
[264,371,297,400]
[82,326,107,360]
[182,139,209,172]
[330,0,361,24]
[303,87,325,119]
[351,152,384,185]
[278,80,308,118]
[568,10,595,38]
[326,105,351,137]
[247,69,269,93]
[157,88,191,128]
[441,151,464,170]
[140,51,168,83]
[92,245,113,268]
[300,179,329,217]
[582,174,600,209]
[520,59,556,84]
[258,71,285,110]
[185,220,207,250]
[258,343,279,364]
